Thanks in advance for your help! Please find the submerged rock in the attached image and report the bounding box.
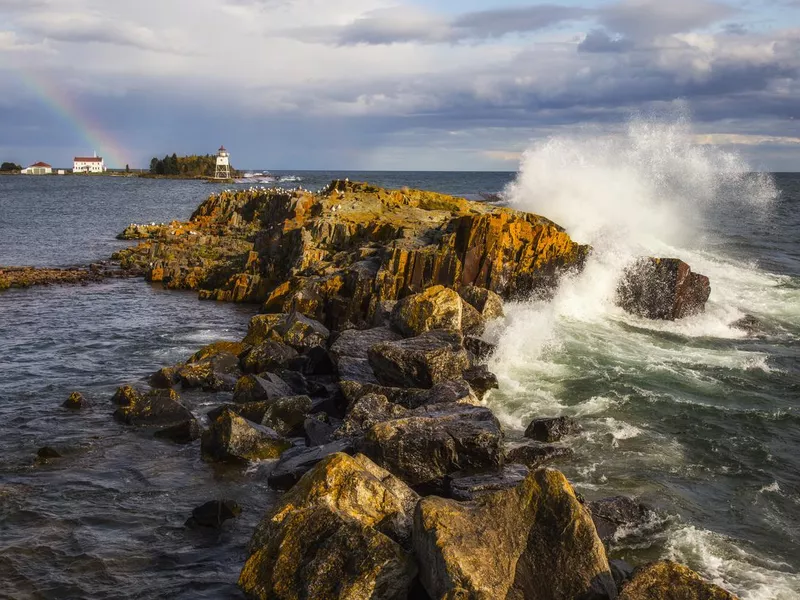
[731,314,764,335]
[588,496,659,545]
[413,468,615,600]
[617,258,710,320]
[368,329,471,389]
[37,446,62,459]
[524,416,581,443]
[62,391,89,409]
[363,403,504,488]
[112,387,194,428]
[239,453,418,599]
[186,499,242,528]
[201,408,291,463]
[153,418,202,444]
[619,561,738,599]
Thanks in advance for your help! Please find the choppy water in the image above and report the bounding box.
[0,155,799,597]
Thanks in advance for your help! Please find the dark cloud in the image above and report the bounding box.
[452,5,590,38]
[578,30,634,53]
[599,0,736,38]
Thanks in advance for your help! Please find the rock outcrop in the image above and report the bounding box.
[114,181,588,330]
[239,452,418,599]
[201,408,291,463]
[112,387,195,428]
[617,258,711,320]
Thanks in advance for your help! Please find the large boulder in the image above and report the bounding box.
[368,329,471,389]
[176,340,245,391]
[207,400,273,424]
[239,453,419,599]
[524,416,581,443]
[363,403,504,488]
[340,379,476,411]
[112,387,194,428]
[448,463,530,501]
[337,393,410,438]
[619,561,738,600]
[505,441,574,469]
[201,408,291,463]
[232,373,294,404]
[616,258,711,320]
[331,327,404,387]
[390,285,464,337]
[413,468,616,600]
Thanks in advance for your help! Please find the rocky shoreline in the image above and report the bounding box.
[17,181,733,598]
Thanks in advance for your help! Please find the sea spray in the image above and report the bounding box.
[485,114,798,599]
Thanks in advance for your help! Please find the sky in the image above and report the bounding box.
[0,0,799,170]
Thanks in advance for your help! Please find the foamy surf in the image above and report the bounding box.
[485,113,799,598]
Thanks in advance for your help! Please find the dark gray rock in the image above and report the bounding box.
[267,439,355,490]
[337,393,408,438]
[524,416,581,443]
[286,345,336,376]
[303,415,339,446]
[154,418,202,444]
[336,356,380,385]
[186,499,242,528]
[610,559,635,591]
[464,336,496,361]
[368,329,471,389]
[363,403,504,488]
[587,496,658,544]
[463,365,499,401]
[37,446,62,459]
[330,327,402,361]
[505,440,574,468]
[448,463,529,501]
[731,314,764,335]
[274,369,328,398]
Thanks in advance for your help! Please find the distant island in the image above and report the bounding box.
[144,153,239,179]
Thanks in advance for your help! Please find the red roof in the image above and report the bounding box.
[30,162,51,168]
[218,146,227,152]
[74,157,103,162]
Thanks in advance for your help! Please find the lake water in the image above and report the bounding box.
[0,163,798,598]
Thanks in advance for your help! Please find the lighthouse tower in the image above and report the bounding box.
[214,146,231,180]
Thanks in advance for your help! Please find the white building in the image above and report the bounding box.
[73,154,106,174]
[22,162,53,175]
[214,146,230,179]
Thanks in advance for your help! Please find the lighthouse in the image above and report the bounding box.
[214,145,231,180]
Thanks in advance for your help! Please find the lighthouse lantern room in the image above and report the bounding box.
[214,146,231,180]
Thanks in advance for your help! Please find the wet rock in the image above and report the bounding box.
[267,439,356,490]
[243,313,286,345]
[505,440,575,468]
[463,365,499,401]
[368,329,471,389]
[337,393,409,438]
[616,258,711,320]
[448,463,530,501]
[232,373,294,404]
[336,356,381,385]
[261,395,313,437]
[201,408,291,463]
[153,418,202,444]
[176,361,238,392]
[239,340,299,374]
[363,403,504,488]
[465,336,496,361]
[340,379,474,411]
[188,341,248,363]
[304,415,339,446]
[390,285,464,337]
[610,559,635,591]
[186,499,242,528]
[587,496,657,545]
[619,561,737,600]
[62,392,88,409]
[37,446,62,459]
[149,365,181,389]
[459,285,505,320]
[111,385,144,406]
[731,314,764,335]
[413,468,615,600]
[113,388,194,428]
[239,453,419,599]
[459,299,486,336]
[524,416,581,443]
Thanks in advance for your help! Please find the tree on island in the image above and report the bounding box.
[1,162,22,172]
[147,153,236,178]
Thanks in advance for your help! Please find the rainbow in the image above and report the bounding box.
[17,70,132,169]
